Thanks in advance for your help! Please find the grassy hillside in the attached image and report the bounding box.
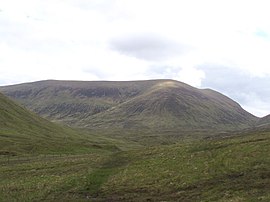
[1,125,269,201]
[1,80,268,201]
[0,92,130,155]
[97,130,270,201]
[0,80,258,135]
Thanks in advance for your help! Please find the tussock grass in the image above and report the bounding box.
[98,130,270,201]
[1,130,269,201]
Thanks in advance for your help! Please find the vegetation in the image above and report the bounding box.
[98,130,270,201]
[1,127,269,201]
[0,92,139,155]
[0,153,107,201]
[0,80,269,201]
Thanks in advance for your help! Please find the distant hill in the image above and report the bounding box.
[0,79,258,134]
[0,92,112,155]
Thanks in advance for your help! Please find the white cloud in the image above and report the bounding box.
[199,65,270,117]
[242,93,270,118]
[1,0,270,116]
[176,67,205,87]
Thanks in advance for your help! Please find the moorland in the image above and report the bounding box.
[0,79,269,201]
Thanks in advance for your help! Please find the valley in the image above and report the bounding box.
[0,79,269,201]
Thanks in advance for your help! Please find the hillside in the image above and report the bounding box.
[0,92,121,155]
[82,81,258,132]
[0,81,269,201]
[96,127,270,201]
[0,80,157,125]
[1,122,269,201]
[0,79,258,134]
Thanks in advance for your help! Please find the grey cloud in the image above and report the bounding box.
[109,34,191,61]
[199,65,270,116]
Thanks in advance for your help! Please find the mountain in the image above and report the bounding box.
[0,92,112,155]
[0,79,258,134]
[0,80,156,125]
[81,81,258,132]
[0,83,268,201]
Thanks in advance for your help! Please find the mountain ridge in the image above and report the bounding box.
[0,79,258,134]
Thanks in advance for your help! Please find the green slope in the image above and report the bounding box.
[0,80,258,136]
[0,92,122,155]
[1,123,269,201]
[90,128,270,201]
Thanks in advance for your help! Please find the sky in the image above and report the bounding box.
[1,0,270,117]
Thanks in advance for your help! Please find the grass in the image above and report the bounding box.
[0,86,268,201]
[98,130,270,201]
[0,153,107,201]
[0,91,141,200]
[1,129,269,201]
[0,151,132,201]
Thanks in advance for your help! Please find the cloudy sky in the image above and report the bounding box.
[1,0,270,117]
